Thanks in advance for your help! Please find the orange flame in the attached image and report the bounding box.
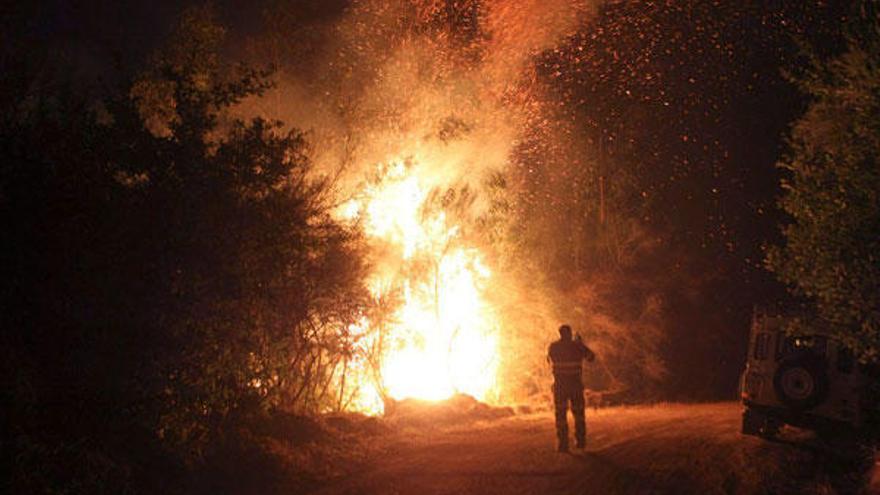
[337,158,499,413]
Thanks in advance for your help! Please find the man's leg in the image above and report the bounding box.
[553,383,569,451]
[572,386,586,448]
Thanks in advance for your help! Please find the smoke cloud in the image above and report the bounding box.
[232,0,670,407]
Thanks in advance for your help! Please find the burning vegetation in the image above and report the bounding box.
[336,158,500,411]
[232,0,622,414]
[234,0,673,413]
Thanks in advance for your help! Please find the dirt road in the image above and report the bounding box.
[314,402,877,495]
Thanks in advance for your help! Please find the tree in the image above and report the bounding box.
[2,5,369,493]
[767,2,880,362]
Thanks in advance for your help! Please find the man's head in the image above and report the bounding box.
[558,324,572,341]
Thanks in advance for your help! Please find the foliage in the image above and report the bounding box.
[1,5,368,493]
[766,3,880,362]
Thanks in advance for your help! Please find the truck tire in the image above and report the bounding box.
[772,355,829,410]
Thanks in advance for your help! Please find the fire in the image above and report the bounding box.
[338,158,500,413]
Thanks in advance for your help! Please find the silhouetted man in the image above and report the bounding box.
[548,324,595,452]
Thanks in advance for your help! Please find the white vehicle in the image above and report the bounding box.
[740,313,879,440]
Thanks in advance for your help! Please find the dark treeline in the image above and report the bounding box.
[514,0,877,399]
[767,1,880,363]
[2,6,370,494]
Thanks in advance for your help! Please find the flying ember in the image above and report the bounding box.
[338,158,500,413]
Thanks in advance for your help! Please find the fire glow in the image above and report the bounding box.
[338,158,500,413]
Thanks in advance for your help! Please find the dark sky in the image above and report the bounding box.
[2,0,348,87]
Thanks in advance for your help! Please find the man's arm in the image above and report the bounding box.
[575,334,595,362]
[583,345,595,362]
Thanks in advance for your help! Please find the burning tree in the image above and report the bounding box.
[334,159,501,412]
[236,0,673,409]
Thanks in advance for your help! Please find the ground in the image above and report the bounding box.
[312,403,878,495]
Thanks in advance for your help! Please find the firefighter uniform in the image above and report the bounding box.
[548,336,594,450]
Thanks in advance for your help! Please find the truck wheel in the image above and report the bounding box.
[772,355,829,410]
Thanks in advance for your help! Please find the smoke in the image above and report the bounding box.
[236,0,597,199]
[232,0,673,406]
[482,0,596,85]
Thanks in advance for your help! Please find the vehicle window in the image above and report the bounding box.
[754,333,769,360]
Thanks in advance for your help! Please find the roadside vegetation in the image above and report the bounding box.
[2,7,371,493]
[766,2,880,363]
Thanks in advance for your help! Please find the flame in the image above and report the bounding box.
[338,158,499,413]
